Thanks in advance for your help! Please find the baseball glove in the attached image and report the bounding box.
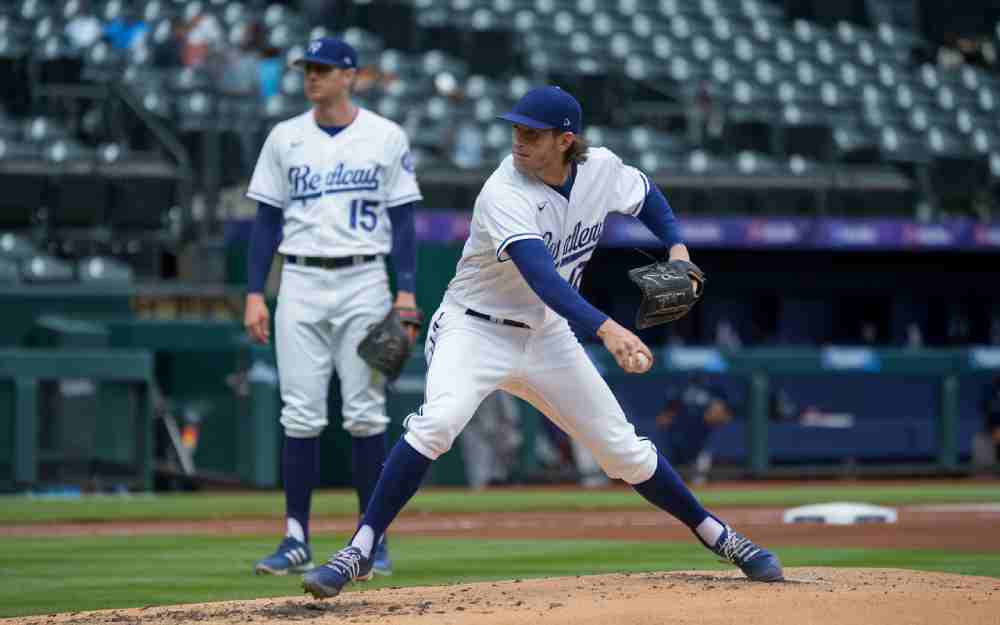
[357,307,423,381]
[628,259,706,329]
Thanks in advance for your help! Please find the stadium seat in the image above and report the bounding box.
[221,2,245,26]
[926,127,972,158]
[755,58,793,87]
[81,40,124,82]
[136,89,171,119]
[814,38,840,67]
[167,66,210,94]
[19,0,54,21]
[855,40,878,67]
[141,0,176,22]
[20,254,74,283]
[77,255,133,283]
[879,126,930,163]
[877,62,901,89]
[279,69,302,96]
[735,150,781,175]
[0,232,39,261]
[972,128,993,155]
[174,91,216,131]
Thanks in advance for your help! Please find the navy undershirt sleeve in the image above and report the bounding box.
[507,238,608,337]
[247,201,283,294]
[387,202,417,293]
[637,184,683,248]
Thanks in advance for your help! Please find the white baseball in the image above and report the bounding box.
[628,352,651,373]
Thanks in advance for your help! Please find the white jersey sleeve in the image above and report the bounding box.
[480,186,543,262]
[383,129,423,208]
[608,152,650,217]
[247,125,288,209]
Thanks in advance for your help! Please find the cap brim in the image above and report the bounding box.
[497,112,554,129]
[290,55,352,70]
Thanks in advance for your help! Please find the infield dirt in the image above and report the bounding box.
[5,568,998,625]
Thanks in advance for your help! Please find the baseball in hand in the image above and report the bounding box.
[627,352,652,374]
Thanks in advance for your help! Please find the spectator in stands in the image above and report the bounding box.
[257,46,284,102]
[983,375,1000,462]
[685,81,723,147]
[656,374,733,485]
[436,79,483,169]
[103,10,147,51]
[769,387,799,423]
[181,12,224,67]
[152,21,186,67]
[216,23,261,99]
[458,391,523,489]
[534,416,610,488]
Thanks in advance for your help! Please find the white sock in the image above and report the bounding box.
[695,516,725,546]
[351,525,376,558]
[286,518,305,544]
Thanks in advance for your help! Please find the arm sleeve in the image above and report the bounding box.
[247,201,283,294]
[609,153,650,216]
[637,183,683,248]
[479,187,544,261]
[507,238,608,337]
[387,201,417,293]
[246,126,287,208]
[384,130,423,208]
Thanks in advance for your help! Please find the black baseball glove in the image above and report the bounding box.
[628,259,706,329]
[357,307,423,381]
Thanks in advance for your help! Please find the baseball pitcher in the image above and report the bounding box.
[302,86,782,598]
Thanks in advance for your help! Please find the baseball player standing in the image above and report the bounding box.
[302,86,782,598]
[243,37,422,577]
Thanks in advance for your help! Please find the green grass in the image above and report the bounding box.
[3,484,1000,524]
[2,534,999,618]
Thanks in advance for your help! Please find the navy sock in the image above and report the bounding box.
[282,435,320,542]
[359,438,432,541]
[632,452,709,529]
[351,432,387,515]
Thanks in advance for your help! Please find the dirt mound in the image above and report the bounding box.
[8,568,998,625]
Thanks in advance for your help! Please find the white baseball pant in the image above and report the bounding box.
[274,259,392,438]
[405,302,658,485]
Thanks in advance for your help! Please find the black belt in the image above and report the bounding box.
[284,254,378,270]
[465,308,531,329]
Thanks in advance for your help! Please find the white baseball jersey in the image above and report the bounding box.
[246,108,422,257]
[444,147,649,328]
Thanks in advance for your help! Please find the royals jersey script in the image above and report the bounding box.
[246,108,422,256]
[445,147,650,328]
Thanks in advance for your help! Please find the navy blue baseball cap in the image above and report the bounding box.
[499,86,582,134]
[291,37,358,69]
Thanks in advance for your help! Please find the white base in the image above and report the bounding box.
[783,502,898,525]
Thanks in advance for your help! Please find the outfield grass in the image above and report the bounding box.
[2,484,1000,524]
[2,534,999,618]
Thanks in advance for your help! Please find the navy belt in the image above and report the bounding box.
[465,308,531,329]
[285,254,378,270]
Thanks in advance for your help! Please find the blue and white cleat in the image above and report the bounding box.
[302,546,373,599]
[254,537,314,576]
[710,525,784,582]
[372,537,392,576]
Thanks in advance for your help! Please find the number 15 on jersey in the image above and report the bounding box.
[350,199,379,232]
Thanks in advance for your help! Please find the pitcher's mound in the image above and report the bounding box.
[9,568,999,625]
